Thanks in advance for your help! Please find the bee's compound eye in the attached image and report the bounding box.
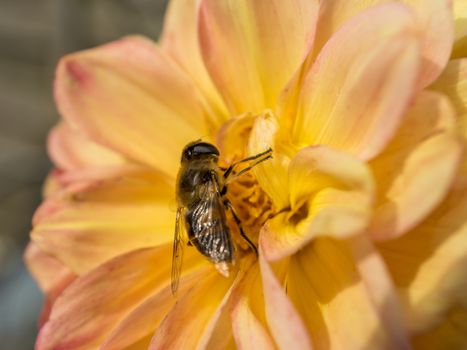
[192,143,219,157]
[183,142,219,161]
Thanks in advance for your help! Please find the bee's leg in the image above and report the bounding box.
[224,148,273,184]
[224,199,258,257]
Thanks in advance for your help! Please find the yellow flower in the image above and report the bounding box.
[25,0,467,349]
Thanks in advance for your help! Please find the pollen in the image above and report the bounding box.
[226,171,274,250]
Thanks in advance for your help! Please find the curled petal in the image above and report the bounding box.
[370,92,463,240]
[216,114,257,163]
[55,36,209,176]
[292,3,420,160]
[248,113,290,209]
[288,146,373,208]
[32,171,174,274]
[261,146,373,261]
[199,0,320,114]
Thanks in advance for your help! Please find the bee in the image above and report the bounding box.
[171,140,272,294]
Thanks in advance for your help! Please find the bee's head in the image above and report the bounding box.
[181,141,219,163]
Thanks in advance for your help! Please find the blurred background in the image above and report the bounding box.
[0,1,167,348]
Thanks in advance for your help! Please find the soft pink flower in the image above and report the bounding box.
[26,0,467,349]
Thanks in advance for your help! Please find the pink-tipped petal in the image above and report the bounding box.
[36,245,206,350]
[314,0,453,88]
[292,3,420,160]
[259,244,313,350]
[55,36,209,177]
[402,0,454,88]
[24,243,75,296]
[32,171,175,274]
[100,267,211,350]
[198,0,320,115]
[48,122,126,171]
[230,263,275,350]
[24,243,76,326]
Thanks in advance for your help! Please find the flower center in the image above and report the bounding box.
[226,171,274,250]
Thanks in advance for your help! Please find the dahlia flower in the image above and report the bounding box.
[26,0,467,349]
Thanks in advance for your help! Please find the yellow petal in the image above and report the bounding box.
[289,146,373,208]
[32,171,175,274]
[349,236,411,348]
[313,0,380,52]
[261,146,374,261]
[100,267,211,350]
[292,3,420,160]
[198,0,320,114]
[431,58,467,116]
[259,245,313,350]
[369,92,463,240]
[378,184,467,335]
[230,263,275,350]
[36,245,205,350]
[55,36,209,176]
[452,0,467,58]
[231,296,275,350]
[160,0,229,130]
[287,238,409,349]
[149,270,235,349]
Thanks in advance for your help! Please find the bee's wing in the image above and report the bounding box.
[171,206,185,295]
[192,178,233,263]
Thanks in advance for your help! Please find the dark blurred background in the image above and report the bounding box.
[0,1,167,348]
